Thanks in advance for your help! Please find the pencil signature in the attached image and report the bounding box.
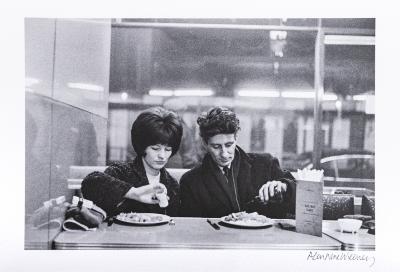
[307,251,375,267]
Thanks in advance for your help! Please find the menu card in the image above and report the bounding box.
[295,170,324,237]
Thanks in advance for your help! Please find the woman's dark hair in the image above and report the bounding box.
[197,106,240,143]
[131,107,183,157]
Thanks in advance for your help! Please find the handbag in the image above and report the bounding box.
[62,196,107,231]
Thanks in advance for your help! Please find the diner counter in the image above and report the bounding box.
[54,217,344,250]
[322,221,375,250]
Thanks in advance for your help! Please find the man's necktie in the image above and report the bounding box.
[223,166,231,184]
[222,166,240,211]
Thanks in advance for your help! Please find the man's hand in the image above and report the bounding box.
[258,180,287,203]
[125,184,168,204]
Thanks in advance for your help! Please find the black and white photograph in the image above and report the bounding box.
[24,17,376,250]
[1,0,400,271]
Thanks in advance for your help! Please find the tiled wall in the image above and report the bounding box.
[25,18,111,249]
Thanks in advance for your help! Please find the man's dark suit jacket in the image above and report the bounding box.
[179,146,296,218]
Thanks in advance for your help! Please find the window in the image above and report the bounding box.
[106,19,375,191]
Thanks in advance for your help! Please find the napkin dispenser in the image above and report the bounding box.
[295,169,324,237]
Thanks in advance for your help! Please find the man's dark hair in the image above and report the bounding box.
[131,107,183,157]
[197,106,240,143]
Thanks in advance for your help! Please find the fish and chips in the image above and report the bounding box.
[223,211,273,227]
[116,212,164,223]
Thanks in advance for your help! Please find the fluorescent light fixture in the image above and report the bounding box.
[281,91,315,99]
[353,94,368,101]
[149,89,174,96]
[324,35,375,45]
[68,83,104,92]
[25,77,40,87]
[174,89,214,96]
[269,30,287,40]
[237,90,280,98]
[353,94,375,101]
[323,93,338,101]
[149,89,214,97]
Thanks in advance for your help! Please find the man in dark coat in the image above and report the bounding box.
[179,107,296,218]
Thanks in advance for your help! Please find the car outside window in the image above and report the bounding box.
[321,156,375,180]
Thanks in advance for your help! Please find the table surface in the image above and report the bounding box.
[54,217,344,250]
[322,221,375,250]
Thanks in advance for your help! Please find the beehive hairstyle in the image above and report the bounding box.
[131,107,183,157]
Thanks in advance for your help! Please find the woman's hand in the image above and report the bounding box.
[125,184,168,204]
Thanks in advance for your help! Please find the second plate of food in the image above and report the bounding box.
[114,212,170,226]
[220,212,274,229]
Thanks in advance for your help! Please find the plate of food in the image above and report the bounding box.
[220,211,274,229]
[114,212,170,226]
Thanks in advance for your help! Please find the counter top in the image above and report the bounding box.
[54,217,342,250]
[322,221,375,250]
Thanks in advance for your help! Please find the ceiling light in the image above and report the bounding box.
[323,93,338,101]
[174,89,214,96]
[269,30,287,40]
[352,94,368,101]
[324,35,375,45]
[149,89,174,96]
[68,83,104,92]
[237,90,280,98]
[281,91,315,99]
